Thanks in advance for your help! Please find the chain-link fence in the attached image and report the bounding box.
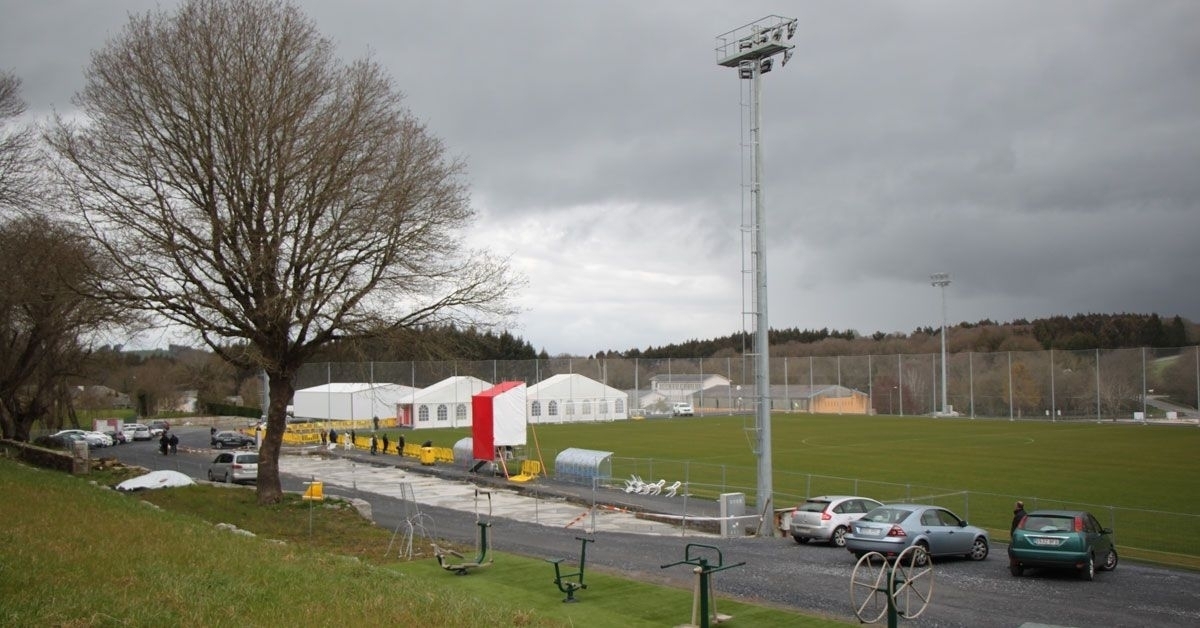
[296,345,1200,422]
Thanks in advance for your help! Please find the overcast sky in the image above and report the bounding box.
[3,1,1198,356]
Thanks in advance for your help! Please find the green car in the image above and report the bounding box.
[1008,510,1118,580]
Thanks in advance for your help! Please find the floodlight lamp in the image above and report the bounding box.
[773,27,783,42]
[760,58,773,74]
[739,62,754,79]
[739,40,753,51]
[787,21,797,39]
[782,49,793,67]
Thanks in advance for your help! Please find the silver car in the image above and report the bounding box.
[845,504,990,566]
[790,495,883,547]
[207,451,259,484]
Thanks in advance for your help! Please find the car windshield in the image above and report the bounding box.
[799,500,831,512]
[235,454,259,464]
[1020,515,1075,532]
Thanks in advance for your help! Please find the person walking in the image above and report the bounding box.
[168,432,179,455]
[158,431,169,455]
[381,433,390,454]
[397,434,405,458]
[320,430,327,447]
[369,434,378,455]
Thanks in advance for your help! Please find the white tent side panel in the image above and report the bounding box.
[292,383,417,421]
[493,382,527,447]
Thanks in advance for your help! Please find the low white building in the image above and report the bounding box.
[527,373,628,423]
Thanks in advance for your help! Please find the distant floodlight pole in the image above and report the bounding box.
[931,273,951,416]
[717,15,797,536]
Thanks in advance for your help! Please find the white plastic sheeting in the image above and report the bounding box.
[116,470,195,491]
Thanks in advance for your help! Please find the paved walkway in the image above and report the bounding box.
[279,449,722,537]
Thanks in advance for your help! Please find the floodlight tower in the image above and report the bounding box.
[931,272,951,416]
[716,15,797,536]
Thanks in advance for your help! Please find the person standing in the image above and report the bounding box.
[397,434,405,458]
[320,430,327,447]
[381,432,389,454]
[158,431,169,455]
[1011,500,1027,534]
[369,434,378,455]
[168,432,179,454]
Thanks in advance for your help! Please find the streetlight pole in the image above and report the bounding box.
[930,273,951,416]
[716,15,797,536]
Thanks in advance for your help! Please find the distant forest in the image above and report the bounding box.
[312,312,1195,362]
[594,313,1197,360]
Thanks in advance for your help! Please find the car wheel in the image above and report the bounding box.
[831,526,848,548]
[1009,561,1023,577]
[968,536,989,561]
[207,470,215,481]
[224,472,231,484]
[214,442,223,449]
[793,535,809,545]
[1080,553,1095,581]
[912,542,930,567]
[1100,548,1119,571]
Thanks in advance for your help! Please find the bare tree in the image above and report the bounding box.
[47,0,518,503]
[0,215,127,440]
[0,70,41,214]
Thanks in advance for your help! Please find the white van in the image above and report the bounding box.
[671,402,695,417]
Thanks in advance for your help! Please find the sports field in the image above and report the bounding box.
[429,413,1200,565]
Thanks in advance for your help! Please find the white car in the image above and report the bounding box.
[123,423,153,441]
[789,495,883,547]
[52,429,108,448]
[671,402,695,417]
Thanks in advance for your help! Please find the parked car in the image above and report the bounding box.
[51,429,107,448]
[148,420,170,437]
[845,504,990,565]
[211,430,256,449]
[671,402,695,417]
[104,430,128,445]
[1008,510,1117,580]
[207,451,259,484]
[86,431,114,447]
[34,432,87,450]
[123,423,153,441]
[790,496,884,547]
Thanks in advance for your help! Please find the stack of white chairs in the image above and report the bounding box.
[642,479,666,495]
[623,474,645,493]
[663,480,682,497]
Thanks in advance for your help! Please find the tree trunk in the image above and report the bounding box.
[255,371,296,505]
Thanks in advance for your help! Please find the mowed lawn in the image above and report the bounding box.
[417,413,1200,563]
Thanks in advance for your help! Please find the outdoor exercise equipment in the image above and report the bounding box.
[433,489,494,575]
[849,546,934,627]
[660,543,745,628]
[546,536,595,602]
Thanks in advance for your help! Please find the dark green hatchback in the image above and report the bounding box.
[1008,510,1118,580]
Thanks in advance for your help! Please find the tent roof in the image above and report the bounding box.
[410,375,492,403]
[296,382,413,394]
[528,373,625,398]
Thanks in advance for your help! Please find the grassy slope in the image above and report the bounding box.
[0,458,847,627]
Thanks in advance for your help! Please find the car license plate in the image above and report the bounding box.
[1032,537,1060,546]
[859,527,883,537]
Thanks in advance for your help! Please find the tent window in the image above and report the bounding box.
[598,399,608,415]
[564,402,575,416]
[437,404,448,421]
[548,400,559,416]
[531,401,541,417]
[615,398,625,413]
[582,400,592,415]
[456,404,466,422]
[418,406,430,422]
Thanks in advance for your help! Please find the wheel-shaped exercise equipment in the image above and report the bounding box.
[891,545,934,619]
[849,546,934,624]
[850,551,890,624]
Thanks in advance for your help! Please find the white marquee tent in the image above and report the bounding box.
[292,383,417,422]
[527,373,628,424]
[396,375,492,429]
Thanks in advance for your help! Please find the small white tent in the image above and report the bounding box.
[527,373,628,424]
[292,383,417,422]
[396,375,492,429]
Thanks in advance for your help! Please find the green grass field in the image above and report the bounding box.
[407,413,1200,566]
